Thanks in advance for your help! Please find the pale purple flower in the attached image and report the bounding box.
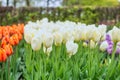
[116,47,120,54]
[105,34,120,54]
[106,34,111,41]
[107,48,113,54]
[117,42,120,47]
[108,41,114,45]
[105,34,115,54]
[109,45,113,48]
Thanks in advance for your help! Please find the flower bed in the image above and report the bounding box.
[23,18,120,79]
[1,18,120,79]
[24,18,120,56]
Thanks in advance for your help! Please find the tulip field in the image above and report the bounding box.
[0,18,120,80]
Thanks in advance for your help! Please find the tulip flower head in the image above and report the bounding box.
[0,48,7,62]
[66,40,78,57]
[43,32,53,48]
[53,32,63,46]
[31,36,42,51]
[90,40,96,49]
[100,41,109,51]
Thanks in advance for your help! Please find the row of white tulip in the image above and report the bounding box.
[24,18,120,56]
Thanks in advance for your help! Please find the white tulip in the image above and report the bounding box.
[80,28,87,40]
[43,33,53,48]
[66,40,78,57]
[73,27,81,42]
[90,40,96,49]
[86,26,94,40]
[92,29,101,42]
[111,26,120,42]
[53,32,63,46]
[98,24,107,36]
[31,36,42,51]
[101,34,106,41]
[100,41,108,51]
[24,28,38,44]
[40,18,48,23]
[62,29,74,44]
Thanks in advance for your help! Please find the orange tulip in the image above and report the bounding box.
[2,27,9,37]
[0,23,24,62]
[8,27,14,35]
[1,36,10,47]
[3,44,13,56]
[16,32,22,40]
[18,24,24,34]
[1,38,7,48]
[0,48,7,62]
[9,34,19,46]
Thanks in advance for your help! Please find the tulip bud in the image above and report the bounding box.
[90,40,96,49]
[83,42,88,47]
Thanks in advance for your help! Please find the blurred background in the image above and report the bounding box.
[0,0,120,26]
[0,0,119,7]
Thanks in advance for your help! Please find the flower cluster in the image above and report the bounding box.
[100,26,120,54]
[0,24,24,62]
[24,18,108,57]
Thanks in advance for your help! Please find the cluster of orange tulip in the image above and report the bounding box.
[0,24,24,62]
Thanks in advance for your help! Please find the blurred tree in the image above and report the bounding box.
[0,0,1,6]
[47,0,50,7]
[7,0,9,6]
[25,0,30,7]
[13,0,17,7]
[62,0,82,7]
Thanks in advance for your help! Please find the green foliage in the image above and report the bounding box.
[0,8,99,25]
[0,40,25,80]
[63,0,119,7]
[22,41,120,80]
[80,8,99,24]
[1,7,120,25]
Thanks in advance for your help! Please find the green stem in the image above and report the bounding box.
[8,58,10,80]
[106,43,117,80]
[2,63,4,80]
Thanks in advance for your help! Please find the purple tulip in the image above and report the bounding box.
[102,34,120,54]
[108,41,114,45]
[117,42,120,47]
[107,48,113,54]
[116,47,120,54]
[109,45,113,48]
[104,34,113,54]
[106,34,111,41]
